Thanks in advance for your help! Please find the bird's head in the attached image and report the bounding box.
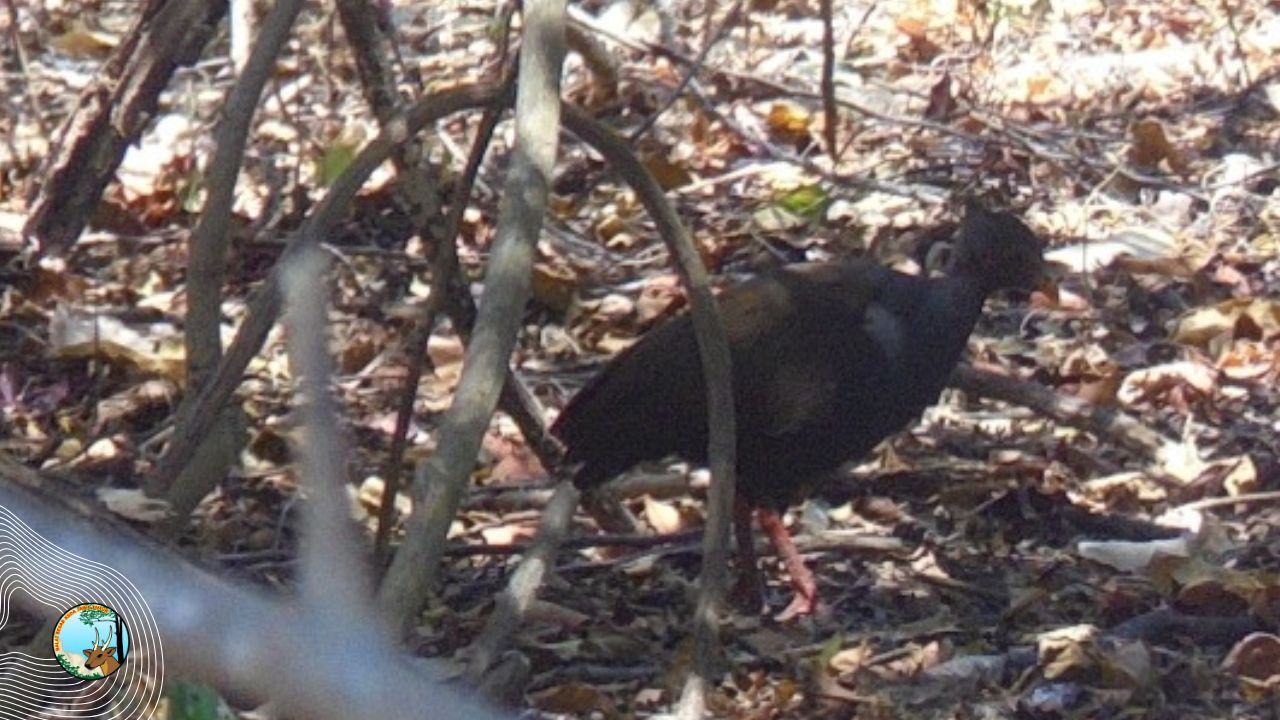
[949,202,1048,295]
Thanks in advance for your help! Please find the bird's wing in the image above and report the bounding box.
[739,262,893,438]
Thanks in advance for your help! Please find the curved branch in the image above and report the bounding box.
[561,107,737,719]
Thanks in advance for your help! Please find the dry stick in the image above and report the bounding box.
[465,472,690,514]
[466,482,580,683]
[433,186,565,474]
[519,524,874,558]
[1109,607,1260,646]
[147,82,507,514]
[424,80,567,473]
[496,372,563,465]
[0,458,506,720]
[449,528,901,559]
[949,364,1171,461]
[435,83,565,476]
[819,0,837,159]
[561,106,737,720]
[213,528,701,565]
[377,0,569,633]
[1172,489,1280,513]
[447,529,703,556]
[334,0,401,124]
[22,0,226,255]
[153,0,304,522]
[341,6,544,564]
[565,21,620,106]
[375,79,514,564]
[372,313,439,562]
[444,299,576,533]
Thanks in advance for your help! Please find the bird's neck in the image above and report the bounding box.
[912,275,988,374]
[931,274,989,318]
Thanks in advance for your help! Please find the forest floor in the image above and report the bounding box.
[2,0,1280,717]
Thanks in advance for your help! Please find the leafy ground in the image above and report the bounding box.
[2,0,1280,717]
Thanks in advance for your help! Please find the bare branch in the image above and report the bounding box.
[376,74,514,564]
[157,0,305,529]
[377,0,569,632]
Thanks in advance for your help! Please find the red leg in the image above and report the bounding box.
[731,497,764,612]
[757,508,819,621]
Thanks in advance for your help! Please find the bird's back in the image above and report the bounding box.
[552,260,988,505]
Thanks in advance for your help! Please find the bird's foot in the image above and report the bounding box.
[772,590,824,622]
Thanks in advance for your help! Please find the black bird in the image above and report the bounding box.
[553,204,1046,619]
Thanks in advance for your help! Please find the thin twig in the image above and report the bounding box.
[628,0,743,143]
[157,0,305,525]
[819,0,837,159]
[1172,490,1280,513]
